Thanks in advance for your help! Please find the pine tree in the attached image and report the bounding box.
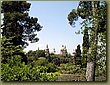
[1,1,42,47]
[1,1,42,64]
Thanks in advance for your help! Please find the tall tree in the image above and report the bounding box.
[1,1,42,47]
[96,1,106,79]
[85,1,99,81]
[1,1,42,63]
[74,45,81,65]
[67,1,106,81]
[82,27,89,67]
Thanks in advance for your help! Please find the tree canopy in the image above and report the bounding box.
[1,1,42,47]
[67,1,106,81]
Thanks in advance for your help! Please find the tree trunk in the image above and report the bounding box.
[86,1,99,81]
[86,62,95,81]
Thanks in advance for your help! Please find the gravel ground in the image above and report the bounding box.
[56,74,106,81]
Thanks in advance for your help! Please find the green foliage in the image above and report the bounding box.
[46,63,58,73]
[59,63,86,75]
[27,50,45,64]
[1,62,60,81]
[77,1,92,19]
[1,1,59,81]
[74,45,82,65]
[82,28,89,67]
[40,72,60,81]
[1,36,27,64]
[32,57,48,66]
[36,50,45,58]
[1,53,59,81]
[48,53,73,66]
[67,1,106,81]
[67,9,78,27]
[48,54,61,66]
[97,1,106,33]
[1,47,59,81]
[1,1,106,82]
[1,1,42,47]
[82,28,89,49]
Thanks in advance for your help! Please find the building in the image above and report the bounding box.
[60,45,67,56]
[45,44,50,55]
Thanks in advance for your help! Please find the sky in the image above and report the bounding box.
[23,1,83,54]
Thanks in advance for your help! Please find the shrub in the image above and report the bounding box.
[1,63,60,81]
[46,63,58,73]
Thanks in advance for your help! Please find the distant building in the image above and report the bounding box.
[72,49,76,56]
[53,48,56,54]
[38,47,39,51]
[45,44,50,55]
[60,45,67,56]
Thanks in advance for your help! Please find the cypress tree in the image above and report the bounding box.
[75,45,81,65]
[82,27,89,67]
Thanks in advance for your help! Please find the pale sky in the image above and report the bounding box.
[24,1,83,54]
[1,1,83,54]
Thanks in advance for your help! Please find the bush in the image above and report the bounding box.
[31,57,48,66]
[1,63,60,81]
[46,63,58,73]
[1,55,59,81]
[59,63,86,74]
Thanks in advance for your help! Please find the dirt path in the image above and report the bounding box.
[57,74,86,81]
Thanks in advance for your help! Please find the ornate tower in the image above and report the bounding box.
[53,48,56,54]
[60,45,67,56]
[60,45,64,55]
[38,47,39,51]
[45,44,49,55]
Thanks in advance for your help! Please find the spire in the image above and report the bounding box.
[65,45,66,49]
[46,44,48,49]
[61,45,64,50]
[53,48,56,53]
[60,45,67,56]
[38,47,39,50]
[45,44,49,55]
[62,45,64,47]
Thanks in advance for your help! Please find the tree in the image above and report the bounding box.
[36,50,45,58]
[67,1,106,81]
[95,1,106,78]
[1,1,60,81]
[1,1,42,64]
[46,63,58,73]
[1,36,27,64]
[74,45,81,65]
[85,1,99,81]
[1,1,42,47]
[82,27,89,67]
[32,57,48,66]
[27,50,45,64]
